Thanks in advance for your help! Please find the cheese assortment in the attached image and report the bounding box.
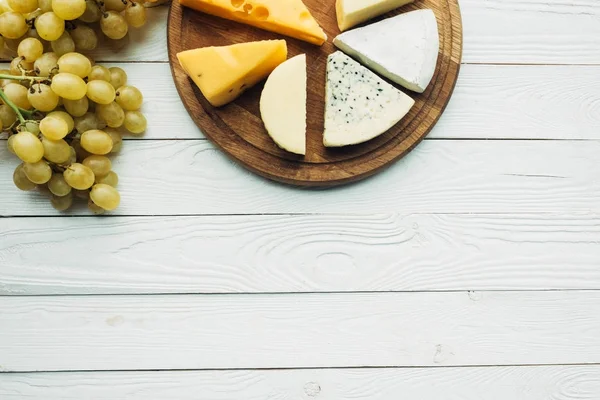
[260,54,307,155]
[177,0,441,153]
[176,40,287,107]
[336,0,414,32]
[323,52,415,147]
[179,0,327,45]
[334,9,440,93]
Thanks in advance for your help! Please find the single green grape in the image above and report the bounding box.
[7,135,16,155]
[18,38,44,63]
[64,162,95,190]
[96,101,125,128]
[101,11,128,40]
[40,115,69,140]
[124,111,147,134]
[51,72,87,100]
[13,164,37,191]
[38,0,53,12]
[51,192,74,211]
[87,80,116,105]
[90,184,120,211]
[23,160,52,184]
[66,146,77,165]
[57,52,92,78]
[116,85,143,111]
[52,0,86,20]
[42,137,71,163]
[28,83,60,112]
[74,112,106,133]
[47,110,75,133]
[96,170,119,187]
[48,173,72,197]
[4,83,33,110]
[12,131,45,163]
[83,155,112,178]
[0,12,29,39]
[105,128,123,153]
[8,0,38,13]
[70,24,98,51]
[34,52,59,76]
[0,105,17,128]
[10,57,34,75]
[51,31,75,57]
[88,65,111,82]
[124,2,147,28]
[78,0,102,23]
[63,97,89,117]
[104,0,127,12]
[108,66,127,89]
[35,12,65,42]
[80,129,113,155]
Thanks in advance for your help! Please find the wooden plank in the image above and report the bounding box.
[4,63,596,141]
[1,291,600,371]
[1,214,599,295]
[1,140,599,216]
[1,366,600,399]
[3,0,596,64]
[461,0,600,64]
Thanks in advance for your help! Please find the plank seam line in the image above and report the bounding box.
[4,138,600,142]
[3,289,600,298]
[3,362,600,374]
[4,60,600,67]
[2,211,600,218]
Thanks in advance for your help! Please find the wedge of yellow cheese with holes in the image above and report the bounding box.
[176,40,287,107]
[179,0,327,45]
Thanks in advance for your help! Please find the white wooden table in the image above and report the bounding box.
[1,1,600,398]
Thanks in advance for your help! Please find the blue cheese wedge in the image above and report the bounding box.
[333,9,440,93]
[323,51,415,148]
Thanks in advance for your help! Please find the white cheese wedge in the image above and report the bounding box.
[323,51,415,148]
[333,9,439,93]
[260,54,307,155]
[336,0,414,32]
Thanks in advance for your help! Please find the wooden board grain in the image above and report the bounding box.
[167,0,463,186]
[2,291,600,371]
[2,366,600,399]
[2,214,600,295]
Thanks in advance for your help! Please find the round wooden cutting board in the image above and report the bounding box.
[167,0,463,186]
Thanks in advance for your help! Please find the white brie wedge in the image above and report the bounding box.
[323,51,415,148]
[336,0,414,32]
[334,9,440,93]
[260,54,307,156]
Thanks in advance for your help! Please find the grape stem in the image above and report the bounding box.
[0,88,31,124]
[0,74,48,83]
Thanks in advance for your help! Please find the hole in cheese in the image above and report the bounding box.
[251,6,269,20]
[230,0,244,8]
[243,3,253,12]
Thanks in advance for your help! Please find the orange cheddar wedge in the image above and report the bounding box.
[179,0,327,45]
[177,40,288,107]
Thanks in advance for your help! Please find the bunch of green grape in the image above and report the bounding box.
[2,48,147,213]
[0,0,148,53]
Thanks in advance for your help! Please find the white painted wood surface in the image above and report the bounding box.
[2,140,600,215]
[1,0,600,398]
[1,213,599,295]
[2,366,600,399]
[2,291,600,371]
